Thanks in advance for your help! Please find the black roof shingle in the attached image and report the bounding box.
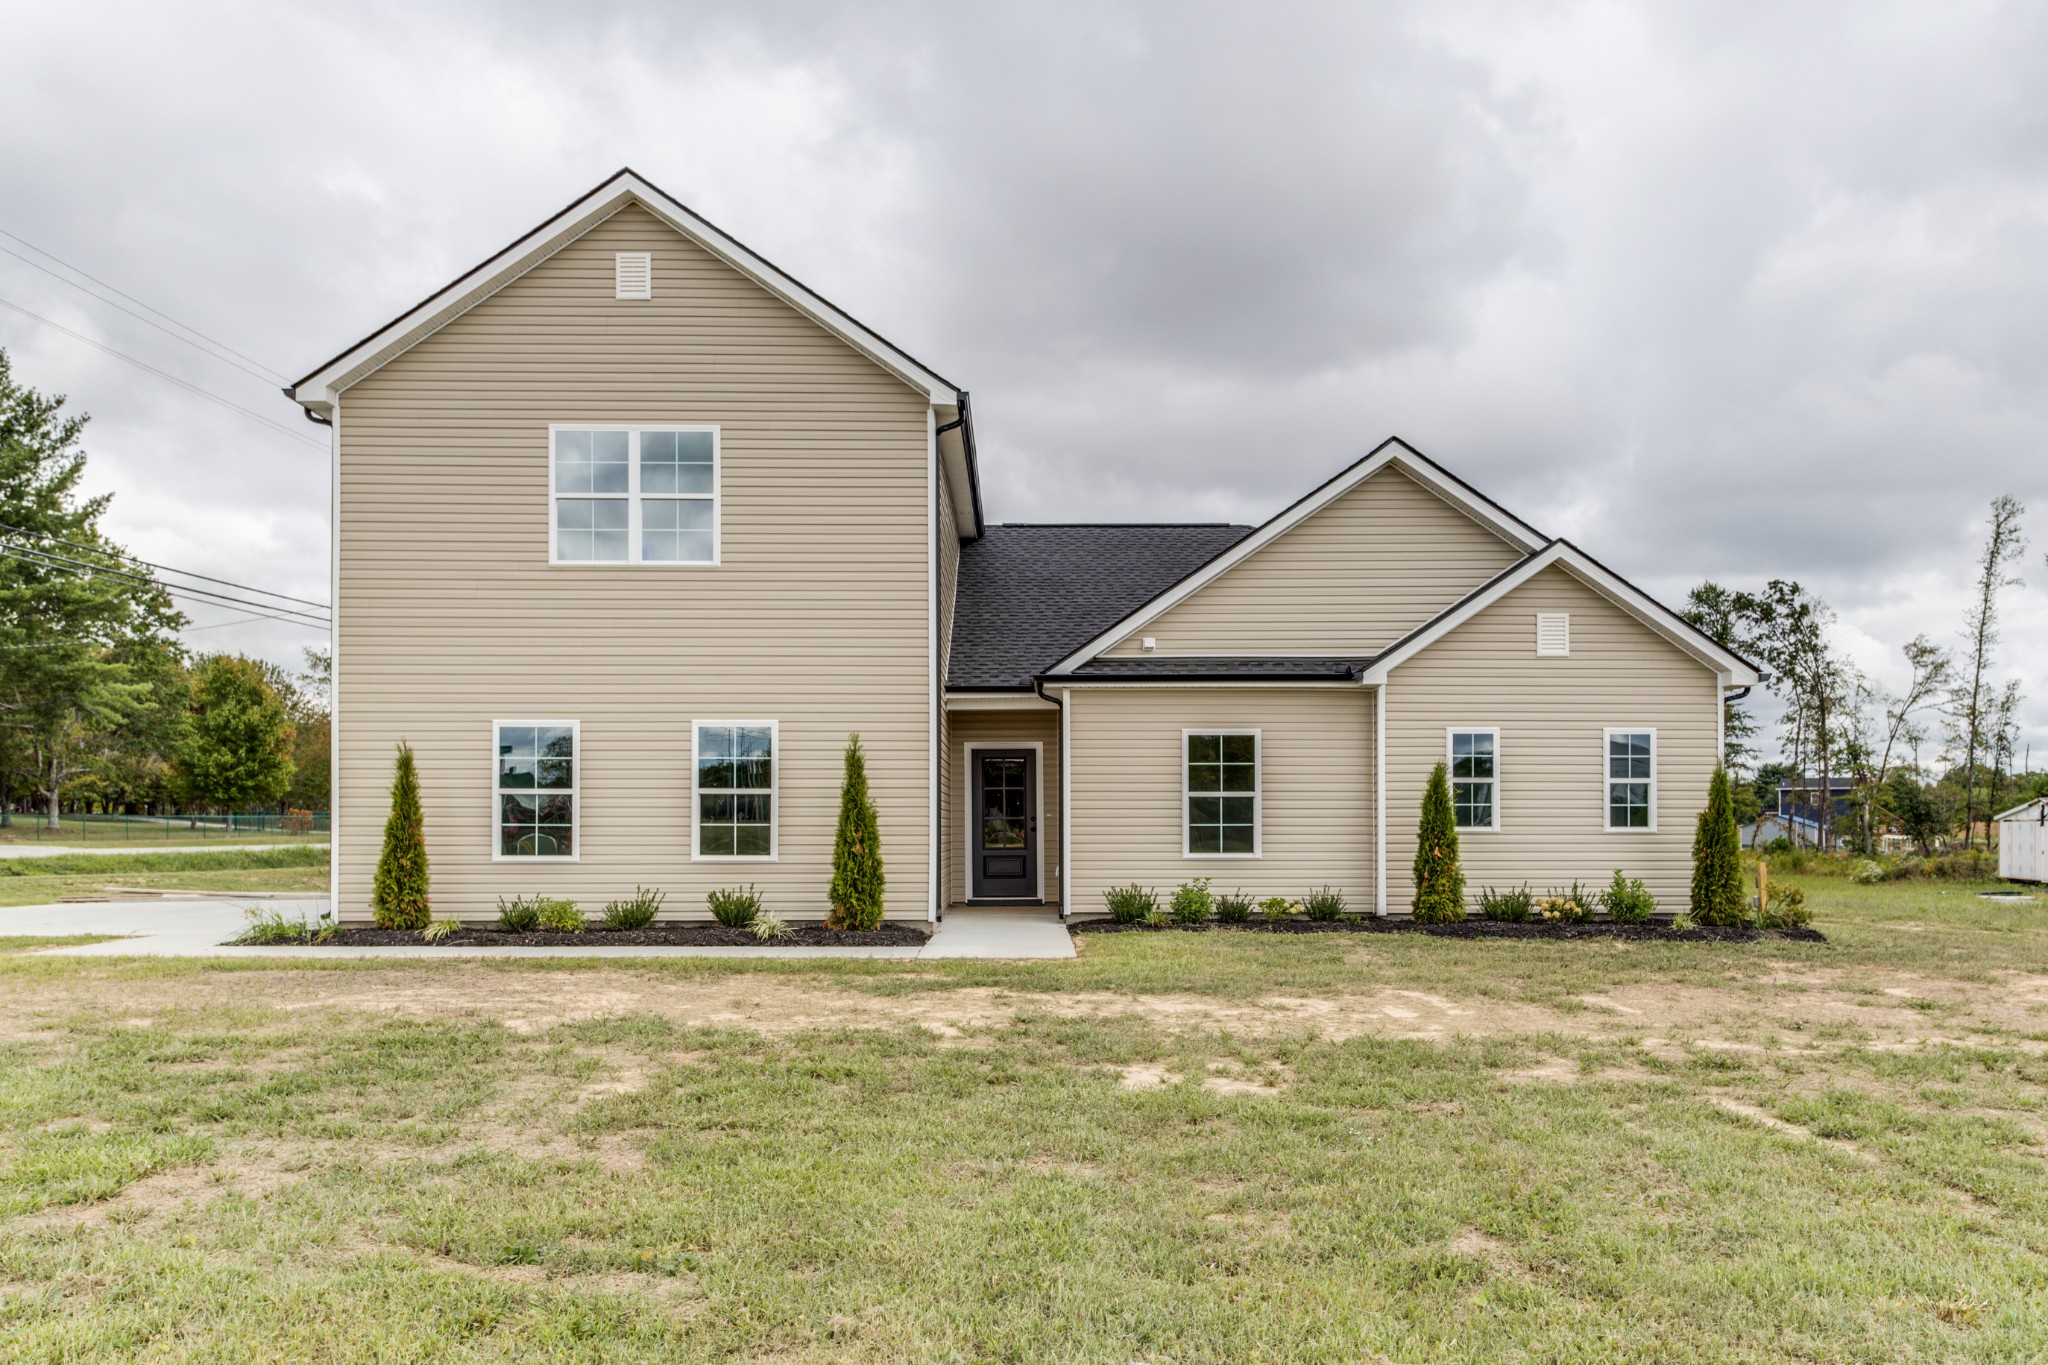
[948,524,1253,690]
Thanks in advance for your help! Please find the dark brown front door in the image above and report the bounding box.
[972,750,1037,899]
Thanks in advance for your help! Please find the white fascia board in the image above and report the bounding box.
[1044,438,1549,675]
[944,691,1059,712]
[289,170,958,413]
[935,418,977,538]
[1993,799,2045,822]
[1356,542,1762,687]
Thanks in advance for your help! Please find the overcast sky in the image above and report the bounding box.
[2,0,2044,767]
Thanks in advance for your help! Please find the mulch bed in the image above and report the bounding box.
[1073,918,1826,943]
[274,923,932,948]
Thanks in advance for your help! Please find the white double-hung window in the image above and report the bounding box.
[1448,729,1498,830]
[694,722,777,859]
[1605,729,1656,830]
[495,721,578,859]
[1184,730,1260,856]
[550,425,719,565]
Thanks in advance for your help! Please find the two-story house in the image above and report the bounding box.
[289,169,1759,924]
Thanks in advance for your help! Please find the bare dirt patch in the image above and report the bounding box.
[9,962,2048,1056]
[1118,1064,1181,1090]
[1707,1095,1876,1163]
[1201,1060,1289,1096]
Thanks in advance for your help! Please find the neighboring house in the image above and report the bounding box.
[1997,799,2046,883]
[288,169,1761,923]
[1777,776,1855,833]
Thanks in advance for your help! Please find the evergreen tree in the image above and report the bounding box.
[0,349,184,827]
[174,654,295,811]
[1690,766,1746,925]
[826,732,885,930]
[372,740,430,929]
[1412,761,1465,922]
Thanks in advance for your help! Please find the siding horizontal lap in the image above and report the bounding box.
[335,204,934,921]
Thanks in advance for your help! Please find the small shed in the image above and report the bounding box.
[1998,799,2048,883]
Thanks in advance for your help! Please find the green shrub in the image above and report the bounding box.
[1848,858,1884,885]
[1477,885,1533,923]
[707,884,762,928]
[1882,850,1998,882]
[827,733,886,930]
[1759,884,1811,929]
[1169,878,1214,925]
[1600,870,1656,925]
[1258,896,1297,922]
[1103,884,1158,925]
[1761,836,1794,855]
[232,905,334,945]
[750,911,792,942]
[1534,884,1593,924]
[1301,886,1347,921]
[535,898,583,933]
[1214,891,1254,924]
[371,740,431,930]
[602,885,664,931]
[496,894,542,933]
[1412,762,1465,923]
[1691,767,1748,926]
[1144,907,1170,928]
[421,917,463,943]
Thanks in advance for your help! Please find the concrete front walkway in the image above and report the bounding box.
[1,899,1075,961]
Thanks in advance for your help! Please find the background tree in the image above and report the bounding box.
[173,654,295,811]
[1730,581,1861,849]
[259,648,331,811]
[1412,762,1465,923]
[1884,768,1955,855]
[0,350,184,828]
[1947,494,2026,850]
[1690,767,1745,925]
[371,741,429,929]
[827,733,885,930]
[1683,582,1760,777]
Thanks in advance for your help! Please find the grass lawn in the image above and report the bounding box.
[0,847,329,908]
[0,830,327,851]
[1,878,2044,1360]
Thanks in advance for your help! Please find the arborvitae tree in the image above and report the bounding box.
[1411,761,1465,923]
[826,733,885,930]
[1690,766,1746,925]
[371,741,430,929]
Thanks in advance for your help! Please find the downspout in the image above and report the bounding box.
[1374,680,1387,917]
[1033,677,1070,917]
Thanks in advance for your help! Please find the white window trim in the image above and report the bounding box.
[1446,727,1501,833]
[546,423,722,567]
[490,718,581,863]
[1182,727,1262,859]
[691,719,779,862]
[962,741,1045,901]
[1602,726,1658,833]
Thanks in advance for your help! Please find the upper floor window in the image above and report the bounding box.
[496,721,577,859]
[1605,729,1655,830]
[1185,730,1259,857]
[550,425,718,565]
[1448,728,1498,830]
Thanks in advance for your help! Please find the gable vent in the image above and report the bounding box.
[614,252,652,299]
[1535,613,1570,657]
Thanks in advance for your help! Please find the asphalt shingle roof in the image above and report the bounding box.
[948,524,1253,690]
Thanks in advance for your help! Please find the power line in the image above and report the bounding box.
[0,549,328,634]
[0,243,283,385]
[0,226,285,380]
[0,295,325,451]
[0,523,329,611]
[0,544,330,628]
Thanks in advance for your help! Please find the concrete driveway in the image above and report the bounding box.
[1,898,1074,960]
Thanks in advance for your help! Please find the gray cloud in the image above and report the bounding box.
[2,0,2044,757]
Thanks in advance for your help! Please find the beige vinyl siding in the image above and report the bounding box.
[335,203,933,921]
[1066,687,1374,916]
[1384,566,1720,916]
[1103,466,1522,658]
[947,707,1061,906]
